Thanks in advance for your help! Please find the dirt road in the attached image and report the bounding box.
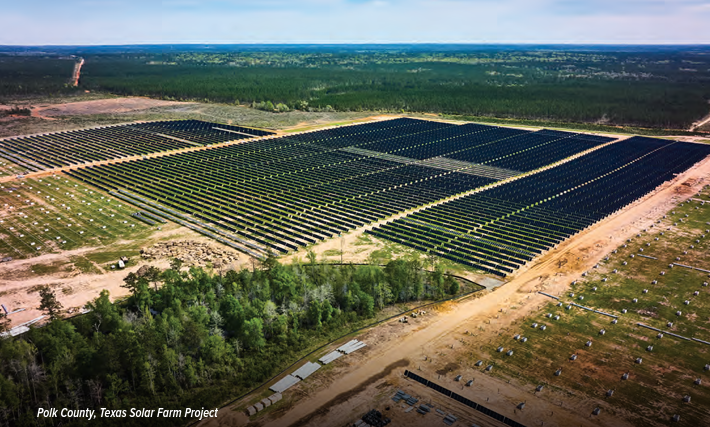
[71,58,84,87]
[689,103,710,132]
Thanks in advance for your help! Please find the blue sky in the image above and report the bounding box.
[1,0,709,45]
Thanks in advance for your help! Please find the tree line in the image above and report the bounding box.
[0,254,463,427]
[77,52,710,129]
[0,56,79,98]
[3,49,708,129]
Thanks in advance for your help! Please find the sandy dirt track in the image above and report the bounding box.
[71,58,84,87]
[199,153,710,427]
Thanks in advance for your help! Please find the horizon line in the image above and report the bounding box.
[2,42,710,47]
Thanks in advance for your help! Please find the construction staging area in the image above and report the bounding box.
[2,116,710,427]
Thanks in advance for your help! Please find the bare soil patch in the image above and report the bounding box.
[34,97,190,117]
[288,359,410,427]
[1,224,253,327]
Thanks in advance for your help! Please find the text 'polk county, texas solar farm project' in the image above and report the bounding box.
[3,117,710,278]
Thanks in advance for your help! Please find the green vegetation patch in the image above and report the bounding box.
[76,48,710,130]
[443,114,710,137]
[0,255,470,427]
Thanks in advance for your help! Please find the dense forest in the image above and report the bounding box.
[0,56,77,97]
[2,46,710,129]
[0,255,466,427]
[80,48,710,129]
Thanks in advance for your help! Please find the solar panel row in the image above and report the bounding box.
[370,137,710,276]
[68,118,616,257]
[403,370,527,427]
[0,120,275,170]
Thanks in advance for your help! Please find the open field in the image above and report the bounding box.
[0,158,22,177]
[0,184,253,331]
[0,175,153,259]
[0,95,377,139]
[0,171,252,326]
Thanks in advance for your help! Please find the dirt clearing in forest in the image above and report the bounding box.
[34,97,191,117]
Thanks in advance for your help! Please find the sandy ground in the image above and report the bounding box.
[71,59,84,87]
[32,97,191,117]
[0,97,188,125]
[0,97,195,139]
[199,153,710,427]
[0,252,162,324]
[0,224,253,327]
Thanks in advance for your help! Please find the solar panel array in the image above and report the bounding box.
[68,118,611,256]
[130,120,273,144]
[369,137,710,276]
[269,374,300,393]
[291,361,321,380]
[404,370,526,427]
[9,115,703,276]
[0,120,275,171]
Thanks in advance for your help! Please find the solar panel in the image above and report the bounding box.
[269,375,300,393]
[292,362,321,380]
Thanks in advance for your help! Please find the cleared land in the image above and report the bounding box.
[0,96,376,139]
[35,97,183,117]
[480,193,710,426]
[0,175,152,258]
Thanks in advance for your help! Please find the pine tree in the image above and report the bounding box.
[38,285,63,320]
